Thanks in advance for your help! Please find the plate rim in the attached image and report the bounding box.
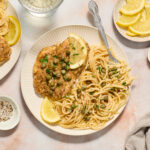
[21,24,130,136]
[113,0,150,42]
[0,1,22,80]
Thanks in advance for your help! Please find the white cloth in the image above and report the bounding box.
[125,113,150,150]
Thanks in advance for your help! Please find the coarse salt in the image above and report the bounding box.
[0,100,13,122]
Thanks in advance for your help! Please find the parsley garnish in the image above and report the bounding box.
[96,105,99,109]
[122,82,126,85]
[73,53,79,56]
[40,55,48,63]
[46,69,50,74]
[92,75,95,78]
[46,79,49,86]
[81,106,86,114]
[72,105,78,109]
[53,55,58,59]
[97,66,102,74]
[89,91,94,95]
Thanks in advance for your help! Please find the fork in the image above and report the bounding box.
[88,0,119,63]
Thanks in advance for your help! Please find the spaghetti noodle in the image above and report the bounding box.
[54,46,134,130]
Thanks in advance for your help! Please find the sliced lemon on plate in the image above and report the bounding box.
[120,0,145,15]
[116,13,141,27]
[69,33,88,69]
[4,16,21,46]
[41,97,60,124]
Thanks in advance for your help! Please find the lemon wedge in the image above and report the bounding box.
[120,0,145,15]
[4,16,21,46]
[69,33,88,69]
[41,97,60,124]
[116,13,141,27]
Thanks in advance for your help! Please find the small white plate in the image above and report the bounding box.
[0,96,21,130]
[21,25,130,136]
[113,0,150,42]
[0,2,22,80]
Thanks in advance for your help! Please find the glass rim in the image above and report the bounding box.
[18,0,63,13]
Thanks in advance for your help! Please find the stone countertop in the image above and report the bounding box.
[0,0,150,150]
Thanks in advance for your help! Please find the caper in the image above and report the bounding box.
[49,63,53,70]
[51,86,56,91]
[61,63,66,69]
[57,82,62,87]
[101,68,106,73]
[61,55,65,61]
[66,50,70,56]
[49,80,55,87]
[77,89,81,94]
[54,59,59,64]
[84,116,90,121]
[85,80,92,84]
[64,57,69,63]
[65,65,70,71]
[77,93,81,98]
[81,86,86,91]
[49,90,53,96]
[46,75,51,80]
[61,70,66,75]
[63,76,67,81]
[110,67,117,71]
[66,77,71,81]
[41,63,46,69]
[100,104,106,109]
[104,96,108,101]
[57,73,61,79]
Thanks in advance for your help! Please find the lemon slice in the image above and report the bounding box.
[69,33,88,69]
[4,16,21,46]
[120,0,145,15]
[129,4,150,35]
[145,3,150,18]
[129,20,150,35]
[41,97,60,124]
[116,13,141,27]
[126,30,137,36]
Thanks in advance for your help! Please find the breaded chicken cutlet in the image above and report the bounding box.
[33,38,89,100]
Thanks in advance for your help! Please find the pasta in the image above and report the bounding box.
[54,46,134,130]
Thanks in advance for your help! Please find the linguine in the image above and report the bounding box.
[54,46,134,130]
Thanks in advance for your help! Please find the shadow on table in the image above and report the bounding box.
[19,85,123,144]
[0,126,18,137]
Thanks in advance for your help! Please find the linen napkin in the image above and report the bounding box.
[125,113,150,150]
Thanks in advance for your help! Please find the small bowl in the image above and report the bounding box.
[0,96,21,130]
[18,0,63,17]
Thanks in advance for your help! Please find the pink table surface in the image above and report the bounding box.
[0,0,150,150]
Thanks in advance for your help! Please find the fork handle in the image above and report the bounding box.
[92,13,116,60]
[92,13,110,49]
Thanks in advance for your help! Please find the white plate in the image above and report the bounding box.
[0,95,21,130]
[0,2,22,80]
[21,25,129,136]
[113,0,150,42]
